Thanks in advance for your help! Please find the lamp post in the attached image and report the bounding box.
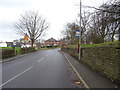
[79,0,82,60]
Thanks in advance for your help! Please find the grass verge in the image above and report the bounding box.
[65,41,120,48]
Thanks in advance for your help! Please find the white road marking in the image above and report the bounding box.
[37,57,45,63]
[0,66,34,88]
[45,54,48,57]
[37,54,48,63]
[64,55,90,89]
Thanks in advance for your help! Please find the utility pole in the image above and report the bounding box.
[79,0,82,60]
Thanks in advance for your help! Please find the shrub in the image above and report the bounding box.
[2,49,15,59]
[21,47,36,54]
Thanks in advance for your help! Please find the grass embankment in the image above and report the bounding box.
[65,41,120,48]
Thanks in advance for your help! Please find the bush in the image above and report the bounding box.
[15,47,21,55]
[21,47,36,54]
[2,49,15,59]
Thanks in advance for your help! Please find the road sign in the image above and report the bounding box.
[76,30,80,38]
[24,33,29,41]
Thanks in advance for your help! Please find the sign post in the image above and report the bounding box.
[76,30,80,53]
[79,0,82,61]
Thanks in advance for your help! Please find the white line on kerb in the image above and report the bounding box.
[0,66,34,88]
[64,55,90,89]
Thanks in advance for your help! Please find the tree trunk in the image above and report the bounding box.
[31,39,34,47]
[118,30,120,41]
[111,32,115,42]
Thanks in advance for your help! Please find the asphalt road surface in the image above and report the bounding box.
[0,48,81,88]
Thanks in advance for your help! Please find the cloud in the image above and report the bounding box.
[0,0,33,8]
[0,20,15,32]
[0,0,108,41]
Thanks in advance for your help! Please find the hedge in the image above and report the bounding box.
[21,47,36,54]
[2,49,15,59]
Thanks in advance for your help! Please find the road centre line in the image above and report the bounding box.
[45,54,48,57]
[37,54,48,63]
[37,57,45,63]
[0,66,34,88]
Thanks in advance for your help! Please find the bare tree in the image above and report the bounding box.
[62,0,119,44]
[83,0,120,14]
[81,10,92,44]
[14,11,49,47]
[63,22,79,45]
[84,0,120,42]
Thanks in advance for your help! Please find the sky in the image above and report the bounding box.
[0,0,108,42]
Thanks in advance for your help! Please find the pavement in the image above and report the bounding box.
[61,51,118,89]
[0,48,85,88]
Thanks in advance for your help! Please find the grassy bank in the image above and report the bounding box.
[65,41,120,48]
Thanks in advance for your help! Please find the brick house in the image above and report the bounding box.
[45,38,57,46]
[57,39,66,46]
[44,38,66,46]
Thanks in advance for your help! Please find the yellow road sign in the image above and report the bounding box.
[24,34,29,41]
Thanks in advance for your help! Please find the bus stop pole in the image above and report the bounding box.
[79,0,82,61]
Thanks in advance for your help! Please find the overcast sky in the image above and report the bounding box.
[0,0,108,42]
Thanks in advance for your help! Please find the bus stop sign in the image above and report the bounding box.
[76,30,80,38]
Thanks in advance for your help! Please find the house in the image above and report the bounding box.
[6,42,13,47]
[0,41,7,47]
[58,39,67,46]
[13,38,31,47]
[44,38,67,47]
[45,38,57,46]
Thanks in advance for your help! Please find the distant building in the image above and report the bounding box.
[0,41,7,47]
[44,38,67,47]
[45,38,57,46]
[13,38,31,47]
[6,42,13,47]
[58,39,67,46]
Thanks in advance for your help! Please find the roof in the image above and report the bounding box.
[45,38,57,42]
[0,42,7,47]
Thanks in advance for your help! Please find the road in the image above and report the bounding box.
[0,48,81,88]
